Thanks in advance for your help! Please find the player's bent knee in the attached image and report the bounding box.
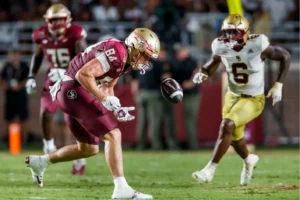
[78,143,99,156]
[102,128,121,142]
[220,118,236,136]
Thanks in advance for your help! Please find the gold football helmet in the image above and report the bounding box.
[125,28,160,74]
[44,4,72,35]
[221,14,250,48]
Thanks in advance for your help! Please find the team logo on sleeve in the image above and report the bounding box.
[67,90,77,99]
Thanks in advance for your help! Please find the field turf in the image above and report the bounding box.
[0,149,299,200]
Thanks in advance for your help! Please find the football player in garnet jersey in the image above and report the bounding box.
[192,14,290,185]
[25,28,160,199]
[25,4,88,175]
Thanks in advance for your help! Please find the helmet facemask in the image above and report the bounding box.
[220,14,250,49]
[125,28,160,75]
[221,28,247,49]
[46,17,68,36]
[44,4,71,37]
[129,48,152,75]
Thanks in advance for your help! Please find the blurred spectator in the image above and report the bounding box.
[262,0,295,29]
[242,0,262,16]
[0,49,30,146]
[149,0,186,45]
[173,44,200,150]
[132,46,178,151]
[91,0,119,22]
[123,0,144,23]
[251,3,271,37]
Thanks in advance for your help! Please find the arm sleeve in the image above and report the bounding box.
[95,51,111,73]
[260,34,270,52]
[211,38,219,54]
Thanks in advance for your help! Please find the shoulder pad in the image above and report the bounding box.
[32,26,48,44]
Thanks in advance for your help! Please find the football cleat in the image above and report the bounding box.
[112,189,152,199]
[240,154,259,185]
[192,168,215,183]
[25,156,47,187]
[71,159,86,175]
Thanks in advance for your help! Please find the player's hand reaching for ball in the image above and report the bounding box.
[114,107,135,122]
[267,82,283,106]
[101,96,121,111]
[193,71,208,84]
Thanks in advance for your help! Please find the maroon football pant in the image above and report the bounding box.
[56,81,118,145]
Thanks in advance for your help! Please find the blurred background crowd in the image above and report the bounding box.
[0,0,299,151]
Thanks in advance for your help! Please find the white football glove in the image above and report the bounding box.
[48,68,66,82]
[193,71,208,84]
[26,77,37,95]
[267,82,283,106]
[101,96,121,111]
[114,106,135,122]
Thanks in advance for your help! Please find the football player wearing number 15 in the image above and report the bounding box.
[192,14,290,185]
[25,4,88,174]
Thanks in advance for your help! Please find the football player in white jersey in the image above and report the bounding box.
[192,14,290,185]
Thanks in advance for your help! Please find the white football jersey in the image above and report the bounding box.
[212,34,270,96]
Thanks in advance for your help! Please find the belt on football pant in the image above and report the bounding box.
[240,94,253,98]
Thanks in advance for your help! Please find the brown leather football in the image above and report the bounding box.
[160,78,183,104]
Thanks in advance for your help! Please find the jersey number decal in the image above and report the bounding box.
[46,48,70,68]
[232,63,248,84]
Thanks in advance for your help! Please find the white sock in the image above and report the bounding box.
[205,161,218,171]
[73,159,86,170]
[43,138,55,147]
[40,154,52,168]
[113,176,131,190]
[244,155,250,163]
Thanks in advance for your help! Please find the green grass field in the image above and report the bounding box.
[0,149,299,200]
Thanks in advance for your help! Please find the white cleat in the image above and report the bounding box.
[25,156,47,187]
[240,154,259,185]
[43,145,57,154]
[192,168,215,183]
[112,189,153,199]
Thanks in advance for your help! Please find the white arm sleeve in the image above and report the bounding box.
[211,38,219,54]
[95,51,110,73]
[260,34,270,52]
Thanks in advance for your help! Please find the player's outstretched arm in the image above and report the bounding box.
[76,58,108,100]
[193,54,221,84]
[262,45,291,83]
[262,45,291,105]
[28,45,44,78]
[26,45,44,94]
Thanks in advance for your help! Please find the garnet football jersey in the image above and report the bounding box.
[32,24,87,69]
[66,38,129,84]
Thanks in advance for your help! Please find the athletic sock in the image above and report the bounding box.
[113,176,131,190]
[43,138,55,147]
[205,161,218,171]
[40,154,52,168]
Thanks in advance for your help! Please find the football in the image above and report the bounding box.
[160,78,183,104]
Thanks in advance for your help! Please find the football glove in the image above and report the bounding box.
[267,82,283,106]
[48,68,66,82]
[193,71,208,84]
[101,96,121,111]
[26,77,37,95]
[113,106,135,122]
